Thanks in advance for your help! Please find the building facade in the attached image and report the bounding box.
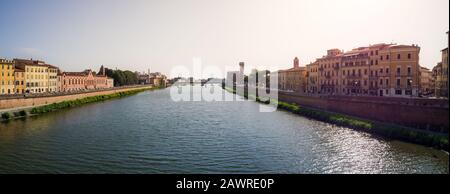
[14,68,25,94]
[377,44,421,97]
[0,58,15,95]
[48,65,59,93]
[278,57,307,93]
[14,59,51,94]
[307,43,421,97]
[306,62,319,94]
[226,62,245,87]
[419,66,434,96]
[317,49,343,95]
[58,68,113,92]
[435,48,448,98]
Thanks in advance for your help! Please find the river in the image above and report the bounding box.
[0,85,448,173]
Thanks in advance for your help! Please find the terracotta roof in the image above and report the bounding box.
[13,58,60,69]
[63,72,89,76]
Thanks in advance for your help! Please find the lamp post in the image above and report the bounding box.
[409,79,413,97]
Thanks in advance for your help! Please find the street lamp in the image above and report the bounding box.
[409,79,413,97]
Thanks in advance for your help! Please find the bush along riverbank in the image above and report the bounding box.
[224,87,449,151]
[1,87,157,122]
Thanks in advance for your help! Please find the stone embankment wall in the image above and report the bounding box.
[277,91,449,130]
[0,86,153,111]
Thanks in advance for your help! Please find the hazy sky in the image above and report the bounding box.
[0,0,448,77]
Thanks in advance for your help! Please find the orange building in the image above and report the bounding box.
[307,43,421,97]
[14,67,25,94]
[316,49,343,95]
[306,62,319,94]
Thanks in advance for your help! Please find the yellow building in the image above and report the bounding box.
[14,67,25,94]
[47,65,59,93]
[14,59,50,94]
[0,58,15,95]
[378,44,421,97]
[278,57,308,93]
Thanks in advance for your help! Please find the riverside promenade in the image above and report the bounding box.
[0,85,154,113]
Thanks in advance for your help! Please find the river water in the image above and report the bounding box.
[0,85,448,174]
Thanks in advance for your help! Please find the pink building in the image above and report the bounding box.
[58,67,113,92]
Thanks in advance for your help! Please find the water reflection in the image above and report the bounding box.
[0,86,448,174]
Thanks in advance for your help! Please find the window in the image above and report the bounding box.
[375,60,378,65]
[375,50,378,55]
[408,53,411,59]
[407,79,412,87]
[397,67,401,75]
[380,79,383,85]
[386,79,389,86]
[386,55,390,60]
[397,54,401,59]
[380,56,383,61]
[386,68,389,74]
[395,90,402,95]
[396,79,401,86]
[407,67,411,75]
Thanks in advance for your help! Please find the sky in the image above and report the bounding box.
[0,0,448,78]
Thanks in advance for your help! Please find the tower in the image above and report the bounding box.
[239,62,244,75]
[99,65,106,76]
[239,62,245,84]
[294,57,299,68]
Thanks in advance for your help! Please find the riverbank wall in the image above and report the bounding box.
[0,85,154,113]
[278,92,449,133]
[227,86,448,150]
[235,86,448,133]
